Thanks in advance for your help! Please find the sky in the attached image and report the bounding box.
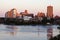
[0,0,60,17]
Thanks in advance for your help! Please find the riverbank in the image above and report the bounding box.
[0,17,60,25]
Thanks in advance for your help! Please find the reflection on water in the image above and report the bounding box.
[47,27,53,40]
[0,24,59,40]
[6,25,18,36]
[37,26,40,37]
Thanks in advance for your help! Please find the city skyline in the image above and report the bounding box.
[0,0,60,17]
[5,6,53,18]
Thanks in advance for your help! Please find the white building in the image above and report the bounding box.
[23,16,32,21]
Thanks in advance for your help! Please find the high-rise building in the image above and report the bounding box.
[5,8,19,18]
[11,8,18,18]
[5,11,13,18]
[47,6,53,18]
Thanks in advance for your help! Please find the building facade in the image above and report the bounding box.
[47,6,53,18]
[37,12,45,17]
[5,8,19,18]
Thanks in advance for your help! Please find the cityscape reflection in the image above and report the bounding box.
[6,25,18,36]
[0,24,59,40]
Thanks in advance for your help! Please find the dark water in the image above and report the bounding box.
[0,24,59,40]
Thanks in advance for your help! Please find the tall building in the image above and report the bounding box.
[10,8,18,18]
[5,11,13,18]
[47,6,53,18]
[5,8,19,18]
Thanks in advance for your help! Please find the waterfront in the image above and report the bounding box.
[0,24,59,40]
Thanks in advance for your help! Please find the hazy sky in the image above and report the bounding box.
[0,0,60,17]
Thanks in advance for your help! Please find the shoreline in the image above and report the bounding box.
[0,17,60,25]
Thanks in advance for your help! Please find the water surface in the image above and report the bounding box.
[0,24,59,40]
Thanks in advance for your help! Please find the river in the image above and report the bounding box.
[0,24,59,40]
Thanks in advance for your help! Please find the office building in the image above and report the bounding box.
[47,6,53,18]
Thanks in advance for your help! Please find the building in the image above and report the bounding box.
[47,6,53,18]
[5,8,19,18]
[24,10,28,14]
[37,12,45,17]
[23,14,34,20]
[10,8,19,18]
[5,11,10,18]
[20,10,33,21]
[54,15,60,19]
[35,12,45,21]
[5,11,14,18]
[20,10,33,17]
